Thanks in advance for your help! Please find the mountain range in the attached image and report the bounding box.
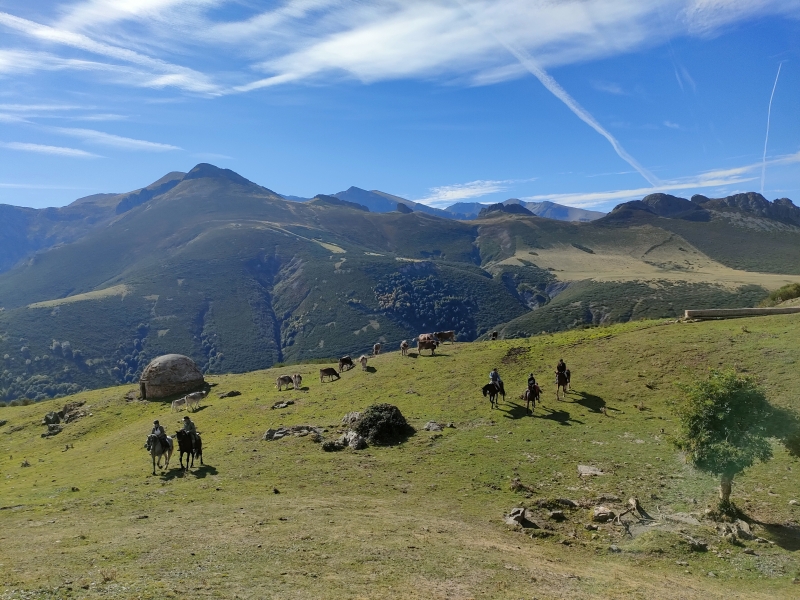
[0,163,798,402]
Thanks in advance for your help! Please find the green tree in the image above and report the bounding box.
[673,370,798,507]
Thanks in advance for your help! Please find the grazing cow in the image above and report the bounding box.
[276,375,294,391]
[418,333,435,343]
[400,340,409,356]
[373,343,381,356]
[434,330,456,343]
[171,397,186,412]
[185,390,206,411]
[338,355,355,372]
[417,339,438,355]
[359,355,368,370]
[292,373,303,390]
[319,367,340,382]
[490,331,498,341]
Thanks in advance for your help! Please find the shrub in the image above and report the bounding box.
[352,403,414,445]
[759,282,800,307]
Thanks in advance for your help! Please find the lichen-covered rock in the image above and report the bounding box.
[139,354,204,400]
[592,506,615,522]
[351,404,414,445]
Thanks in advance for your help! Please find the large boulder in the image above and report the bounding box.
[139,354,204,400]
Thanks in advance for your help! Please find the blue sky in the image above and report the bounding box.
[1,1,799,211]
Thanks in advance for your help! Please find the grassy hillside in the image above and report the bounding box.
[1,315,799,598]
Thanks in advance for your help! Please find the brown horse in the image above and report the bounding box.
[522,385,540,414]
[556,371,569,400]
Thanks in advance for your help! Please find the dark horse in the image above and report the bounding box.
[556,370,571,400]
[522,384,541,415]
[482,382,505,409]
[175,430,203,470]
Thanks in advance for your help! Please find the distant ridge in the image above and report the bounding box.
[445,199,605,222]
[605,192,800,227]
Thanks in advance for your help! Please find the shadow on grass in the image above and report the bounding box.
[572,391,605,413]
[535,405,583,426]
[751,522,800,551]
[500,401,532,420]
[189,405,210,413]
[190,464,218,478]
[365,366,377,373]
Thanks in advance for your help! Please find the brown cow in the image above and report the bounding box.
[400,340,409,356]
[319,368,340,383]
[434,330,455,343]
[338,355,354,372]
[373,343,381,356]
[490,331,498,340]
[417,339,438,355]
[275,375,294,391]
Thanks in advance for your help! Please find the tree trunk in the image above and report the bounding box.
[719,473,733,504]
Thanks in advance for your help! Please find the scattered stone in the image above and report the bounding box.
[70,487,79,492]
[273,488,280,494]
[43,412,61,425]
[341,430,367,450]
[505,507,540,529]
[584,524,598,531]
[218,390,241,398]
[271,400,295,410]
[790,499,798,506]
[0,419,6,427]
[707,572,716,578]
[549,510,566,522]
[423,421,443,432]
[136,515,148,520]
[578,465,604,477]
[446,422,456,428]
[41,424,63,438]
[734,519,754,540]
[676,561,688,566]
[262,425,322,441]
[592,506,615,523]
[341,412,361,426]
[608,545,621,553]
[742,548,756,555]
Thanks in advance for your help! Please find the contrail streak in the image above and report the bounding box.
[761,62,782,195]
[457,2,660,187]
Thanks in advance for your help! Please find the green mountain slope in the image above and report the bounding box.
[0,167,799,402]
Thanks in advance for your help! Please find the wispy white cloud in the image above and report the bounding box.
[53,127,181,151]
[0,141,100,158]
[415,179,517,207]
[592,80,626,95]
[522,151,800,208]
[0,11,220,94]
[663,120,682,129]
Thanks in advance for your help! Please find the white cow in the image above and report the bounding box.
[359,355,368,371]
[185,390,207,411]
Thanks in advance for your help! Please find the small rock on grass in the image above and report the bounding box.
[789,499,798,506]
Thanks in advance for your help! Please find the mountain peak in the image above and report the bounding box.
[184,163,254,186]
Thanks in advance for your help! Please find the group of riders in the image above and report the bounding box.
[489,358,570,401]
[150,414,198,451]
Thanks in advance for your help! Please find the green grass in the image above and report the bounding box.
[1,315,799,598]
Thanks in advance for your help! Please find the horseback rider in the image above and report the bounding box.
[527,372,537,390]
[556,359,567,375]
[182,415,198,446]
[151,420,169,449]
[490,367,505,395]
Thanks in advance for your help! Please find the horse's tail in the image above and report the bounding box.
[482,386,488,397]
